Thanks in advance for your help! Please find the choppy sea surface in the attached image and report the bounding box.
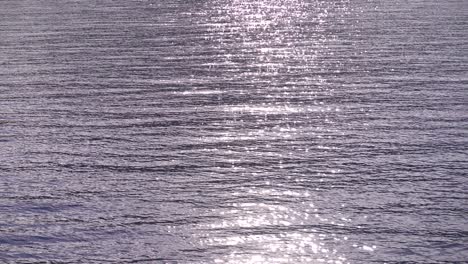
[1,0,467,263]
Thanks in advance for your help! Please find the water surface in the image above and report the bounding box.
[0,0,467,263]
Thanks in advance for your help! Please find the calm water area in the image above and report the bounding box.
[0,0,467,263]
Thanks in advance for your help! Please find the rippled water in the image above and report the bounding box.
[1,0,467,263]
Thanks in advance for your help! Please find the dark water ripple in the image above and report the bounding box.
[0,0,467,263]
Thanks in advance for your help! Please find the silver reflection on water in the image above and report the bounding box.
[193,0,360,263]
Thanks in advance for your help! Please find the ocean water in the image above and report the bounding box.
[0,0,467,263]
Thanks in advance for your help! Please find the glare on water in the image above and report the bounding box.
[189,0,366,263]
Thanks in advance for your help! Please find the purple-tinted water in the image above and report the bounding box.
[0,0,467,263]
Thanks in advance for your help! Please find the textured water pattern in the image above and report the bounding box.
[1,0,467,263]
